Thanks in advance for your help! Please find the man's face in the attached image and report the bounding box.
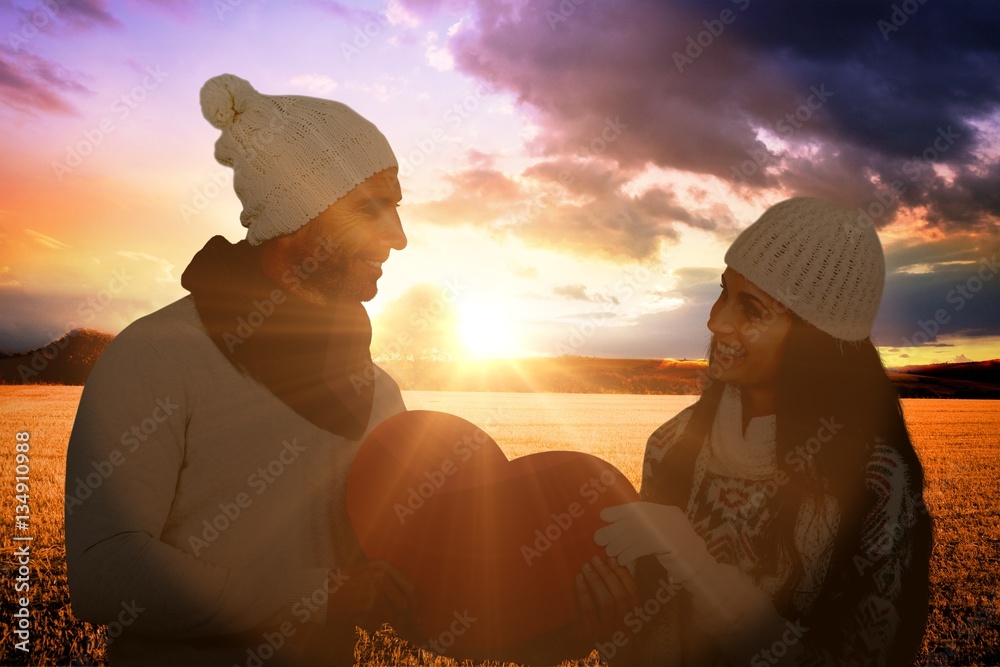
[262,168,406,304]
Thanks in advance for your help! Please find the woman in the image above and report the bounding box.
[575,197,933,666]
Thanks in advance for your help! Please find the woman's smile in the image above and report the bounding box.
[714,340,747,361]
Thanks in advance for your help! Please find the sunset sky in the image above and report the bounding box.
[1,0,998,365]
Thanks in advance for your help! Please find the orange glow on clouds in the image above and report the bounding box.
[0,1,996,364]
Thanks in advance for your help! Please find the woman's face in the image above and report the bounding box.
[706,268,794,388]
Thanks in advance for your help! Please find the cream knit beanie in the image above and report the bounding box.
[723,197,885,342]
[199,73,398,245]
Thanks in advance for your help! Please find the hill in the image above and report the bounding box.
[1,329,996,397]
[888,359,1000,399]
[382,356,1000,398]
[0,329,115,385]
[378,356,710,394]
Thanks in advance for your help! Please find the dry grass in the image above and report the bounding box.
[0,387,997,665]
[899,400,1000,666]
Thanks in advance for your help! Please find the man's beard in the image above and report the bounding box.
[312,266,377,303]
[299,228,377,303]
[309,248,377,303]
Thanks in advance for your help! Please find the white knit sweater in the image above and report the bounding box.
[64,296,406,666]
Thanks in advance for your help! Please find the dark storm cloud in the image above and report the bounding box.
[423,0,1000,233]
[874,253,1000,347]
[883,236,998,273]
[395,0,1000,345]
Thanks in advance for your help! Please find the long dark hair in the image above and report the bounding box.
[648,316,933,661]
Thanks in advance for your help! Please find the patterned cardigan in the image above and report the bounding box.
[612,406,932,666]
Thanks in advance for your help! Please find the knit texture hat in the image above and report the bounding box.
[724,197,885,341]
[199,73,398,245]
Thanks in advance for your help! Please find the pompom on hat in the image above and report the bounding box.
[724,197,885,342]
[199,74,398,245]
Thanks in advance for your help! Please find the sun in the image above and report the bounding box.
[458,301,519,359]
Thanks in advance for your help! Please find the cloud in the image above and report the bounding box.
[343,75,405,102]
[0,231,185,351]
[0,50,87,115]
[308,0,361,19]
[405,0,1000,233]
[531,243,997,357]
[0,264,19,287]
[553,283,588,300]
[531,275,719,359]
[393,0,469,20]
[873,252,1000,346]
[386,0,420,27]
[0,0,123,120]
[135,0,201,20]
[308,0,419,31]
[412,159,722,261]
[556,310,616,320]
[24,228,72,250]
[6,0,119,31]
[553,283,619,304]
[116,251,176,284]
[508,260,537,278]
[408,166,521,228]
[58,0,119,28]
[673,267,722,290]
[0,281,164,352]
[552,285,590,301]
[289,73,339,95]
[424,31,454,70]
[883,235,996,274]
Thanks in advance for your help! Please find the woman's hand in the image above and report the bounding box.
[595,502,715,585]
[571,555,639,647]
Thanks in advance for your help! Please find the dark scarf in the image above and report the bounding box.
[180,235,375,440]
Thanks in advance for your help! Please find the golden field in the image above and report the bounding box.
[0,386,998,666]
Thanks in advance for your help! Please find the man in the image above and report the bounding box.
[65,73,417,666]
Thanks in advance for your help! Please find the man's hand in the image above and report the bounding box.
[571,555,639,647]
[304,560,419,666]
[326,559,419,633]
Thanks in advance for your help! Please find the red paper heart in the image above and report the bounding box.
[346,410,639,655]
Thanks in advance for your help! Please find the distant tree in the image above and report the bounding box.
[370,284,465,363]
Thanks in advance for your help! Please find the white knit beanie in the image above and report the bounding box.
[199,73,398,245]
[723,197,885,342]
